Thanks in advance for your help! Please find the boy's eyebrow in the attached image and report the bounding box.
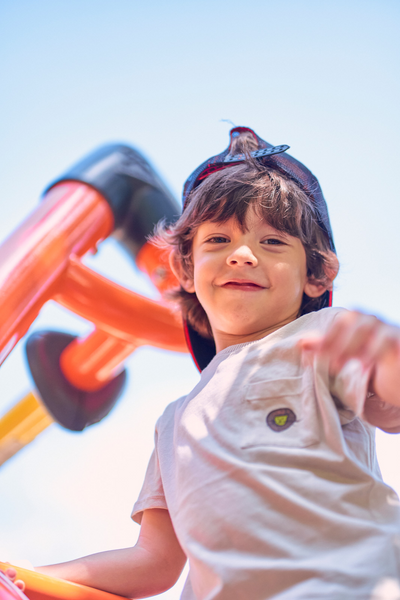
[267,230,291,239]
[253,222,292,239]
[199,223,293,241]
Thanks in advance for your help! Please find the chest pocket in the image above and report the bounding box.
[241,375,320,449]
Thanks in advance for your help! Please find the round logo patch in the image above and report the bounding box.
[266,408,296,432]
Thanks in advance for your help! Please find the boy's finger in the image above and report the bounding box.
[360,326,400,366]
[329,317,380,369]
[320,313,377,363]
[14,580,25,592]
[331,320,400,370]
[298,313,369,362]
[318,325,359,370]
[298,314,400,374]
[314,312,356,356]
[5,568,17,581]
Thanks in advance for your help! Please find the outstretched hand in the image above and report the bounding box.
[299,310,400,407]
[1,568,25,593]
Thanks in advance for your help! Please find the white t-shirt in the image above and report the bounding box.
[132,308,400,600]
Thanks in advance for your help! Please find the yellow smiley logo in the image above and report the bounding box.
[267,408,296,432]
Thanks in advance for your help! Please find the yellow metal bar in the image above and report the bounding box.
[0,392,53,466]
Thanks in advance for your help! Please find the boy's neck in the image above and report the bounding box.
[212,314,299,353]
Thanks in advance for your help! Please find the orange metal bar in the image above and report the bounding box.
[136,241,178,294]
[0,564,129,600]
[0,179,185,393]
[55,257,187,352]
[59,330,137,392]
[0,183,113,366]
[57,242,185,391]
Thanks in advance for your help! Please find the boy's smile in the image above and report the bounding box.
[186,205,322,352]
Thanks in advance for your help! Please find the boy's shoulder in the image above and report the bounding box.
[249,307,346,357]
[154,308,347,434]
[249,306,346,347]
[295,306,345,334]
[155,394,188,435]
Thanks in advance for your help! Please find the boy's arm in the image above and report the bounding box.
[300,310,400,432]
[36,508,186,599]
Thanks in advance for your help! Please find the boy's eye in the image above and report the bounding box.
[206,236,229,243]
[263,238,284,245]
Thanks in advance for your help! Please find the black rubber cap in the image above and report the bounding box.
[45,144,181,257]
[25,331,126,431]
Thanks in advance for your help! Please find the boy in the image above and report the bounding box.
[7,127,400,598]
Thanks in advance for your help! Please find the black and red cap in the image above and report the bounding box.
[182,126,335,372]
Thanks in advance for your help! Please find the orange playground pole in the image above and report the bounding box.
[0,180,186,393]
[55,251,186,391]
[0,182,113,366]
[0,142,186,442]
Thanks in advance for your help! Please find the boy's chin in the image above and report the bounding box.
[212,313,298,340]
[213,321,274,339]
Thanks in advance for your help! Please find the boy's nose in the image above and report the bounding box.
[227,245,258,266]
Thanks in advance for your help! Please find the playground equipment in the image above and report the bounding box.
[0,143,187,462]
[0,143,191,600]
[0,564,127,600]
[0,141,198,600]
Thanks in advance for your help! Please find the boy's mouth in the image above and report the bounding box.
[222,280,266,290]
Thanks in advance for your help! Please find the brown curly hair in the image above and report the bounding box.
[153,133,337,339]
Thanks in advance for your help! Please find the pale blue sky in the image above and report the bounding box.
[0,2,399,598]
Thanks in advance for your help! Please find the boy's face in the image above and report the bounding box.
[185,205,321,351]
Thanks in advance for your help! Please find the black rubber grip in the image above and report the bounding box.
[45,143,181,256]
[25,330,126,431]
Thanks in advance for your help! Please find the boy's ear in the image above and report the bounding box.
[303,252,339,298]
[169,249,196,293]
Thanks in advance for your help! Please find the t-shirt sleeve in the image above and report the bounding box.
[131,426,168,525]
